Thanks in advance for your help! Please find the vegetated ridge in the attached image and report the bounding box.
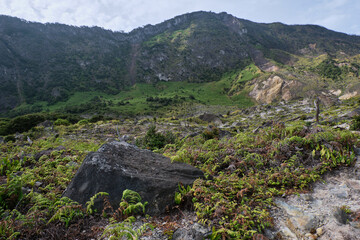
[1,11,360,116]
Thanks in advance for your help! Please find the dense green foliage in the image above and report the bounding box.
[316,58,342,79]
[0,113,81,136]
[351,115,360,130]
[136,125,176,150]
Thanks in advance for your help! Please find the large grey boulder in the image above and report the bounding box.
[198,113,222,125]
[63,141,203,215]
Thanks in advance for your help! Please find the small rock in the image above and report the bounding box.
[332,123,350,130]
[301,194,314,202]
[172,228,202,240]
[350,221,360,229]
[198,113,222,125]
[22,187,31,194]
[231,121,242,127]
[172,223,210,240]
[331,184,349,199]
[354,147,360,156]
[305,232,318,239]
[55,145,66,151]
[119,135,130,142]
[67,161,78,167]
[34,181,42,187]
[226,164,236,172]
[316,227,323,236]
[346,108,360,118]
[275,200,320,234]
[310,234,317,240]
[334,207,350,224]
[192,223,210,236]
[38,120,53,128]
[14,171,23,176]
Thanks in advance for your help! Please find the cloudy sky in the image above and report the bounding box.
[0,0,359,35]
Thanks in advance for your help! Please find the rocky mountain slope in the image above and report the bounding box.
[1,11,360,115]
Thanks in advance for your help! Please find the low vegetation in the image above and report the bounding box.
[1,96,360,239]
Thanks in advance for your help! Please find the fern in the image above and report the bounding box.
[0,157,22,176]
[27,191,53,214]
[0,219,20,240]
[101,217,153,240]
[120,190,148,216]
[174,183,192,205]
[122,202,147,215]
[0,209,25,239]
[0,175,23,210]
[85,192,109,214]
[121,190,142,204]
[48,197,84,227]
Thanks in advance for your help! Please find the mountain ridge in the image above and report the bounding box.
[1,11,360,116]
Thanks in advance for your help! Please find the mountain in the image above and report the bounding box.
[1,11,360,116]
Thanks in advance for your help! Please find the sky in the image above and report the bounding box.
[0,0,359,35]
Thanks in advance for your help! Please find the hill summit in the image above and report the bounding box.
[1,11,360,116]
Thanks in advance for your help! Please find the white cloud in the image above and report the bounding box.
[0,0,359,35]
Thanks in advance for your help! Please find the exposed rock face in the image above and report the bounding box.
[172,223,211,240]
[340,91,359,100]
[62,141,203,215]
[249,75,302,104]
[268,152,360,240]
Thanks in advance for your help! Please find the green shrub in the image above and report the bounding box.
[4,135,16,143]
[202,126,220,140]
[0,157,22,176]
[89,115,107,123]
[77,119,89,125]
[0,175,23,210]
[316,58,342,80]
[351,115,360,130]
[136,125,176,150]
[54,119,71,126]
[1,113,46,135]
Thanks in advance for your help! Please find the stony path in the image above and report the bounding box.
[269,149,360,240]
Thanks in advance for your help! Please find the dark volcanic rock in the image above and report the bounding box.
[34,146,66,161]
[198,113,222,125]
[347,107,360,118]
[62,141,203,215]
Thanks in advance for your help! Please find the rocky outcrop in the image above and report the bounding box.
[198,113,222,125]
[62,141,203,215]
[249,75,302,104]
[340,91,359,100]
[172,223,211,240]
[268,151,360,240]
